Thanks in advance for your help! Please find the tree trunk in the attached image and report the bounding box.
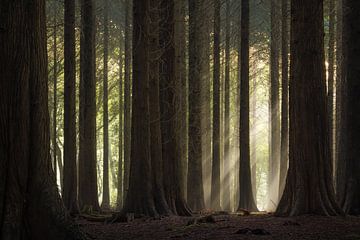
[117,28,124,210]
[79,0,100,211]
[0,0,86,238]
[279,0,289,201]
[187,0,207,212]
[63,0,79,215]
[149,0,171,215]
[123,0,132,201]
[211,0,221,211]
[268,0,281,210]
[336,0,360,215]
[223,0,231,211]
[160,0,192,216]
[102,0,110,210]
[276,0,343,216]
[238,0,258,212]
[53,7,58,181]
[122,0,157,216]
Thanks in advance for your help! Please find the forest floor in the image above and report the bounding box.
[79,213,360,240]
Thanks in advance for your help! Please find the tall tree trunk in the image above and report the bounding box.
[238,0,258,212]
[117,28,124,210]
[279,0,289,201]
[187,0,207,212]
[160,0,192,216]
[327,0,335,170]
[53,6,58,181]
[269,0,281,209]
[174,0,188,201]
[336,0,360,215]
[122,0,157,216]
[79,0,100,211]
[0,0,86,238]
[276,0,343,216]
[149,0,171,215]
[251,74,257,201]
[223,0,231,211]
[102,0,110,210]
[123,0,132,201]
[211,0,221,211]
[63,0,79,214]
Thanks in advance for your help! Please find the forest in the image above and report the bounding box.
[0,0,359,239]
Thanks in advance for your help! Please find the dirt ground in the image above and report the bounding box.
[79,214,360,240]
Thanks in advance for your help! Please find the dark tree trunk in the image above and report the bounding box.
[122,0,157,216]
[160,0,192,216]
[174,0,188,201]
[211,0,221,211]
[149,0,171,215]
[336,0,360,215]
[279,0,289,201]
[123,0,132,201]
[102,0,110,210]
[327,0,335,167]
[269,0,281,209]
[238,0,258,212]
[187,0,206,212]
[117,29,124,210]
[0,0,86,238]
[223,0,231,211]
[79,0,100,211]
[63,0,79,214]
[276,0,343,216]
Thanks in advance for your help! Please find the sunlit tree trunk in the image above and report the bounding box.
[276,0,343,216]
[52,6,58,182]
[238,0,258,212]
[79,0,100,211]
[0,0,86,238]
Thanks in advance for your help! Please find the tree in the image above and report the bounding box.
[63,0,79,214]
[223,0,231,211]
[187,0,207,212]
[122,0,157,216]
[52,5,58,180]
[79,0,100,211]
[211,0,222,211]
[336,0,360,215]
[123,0,132,200]
[102,0,110,210]
[0,0,85,238]
[279,0,289,200]
[160,0,192,216]
[238,0,258,212]
[276,0,343,216]
[269,0,281,208]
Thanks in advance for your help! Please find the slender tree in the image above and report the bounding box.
[276,0,343,216]
[238,0,258,212]
[0,0,86,238]
[279,0,289,200]
[79,0,100,211]
[63,0,79,214]
[269,0,281,208]
[211,0,222,211]
[336,0,360,215]
[52,5,58,180]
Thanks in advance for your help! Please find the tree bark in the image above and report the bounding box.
[53,7,58,181]
[0,0,86,238]
[279,0,289,201]
[79,0,100,211]
[238,0,258,212]
[122,0,157,216]
[336,0,360,215]
[101,0,110,210]
[268,0,281,209]
[276,0,343,216]
[211,0,222,211]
